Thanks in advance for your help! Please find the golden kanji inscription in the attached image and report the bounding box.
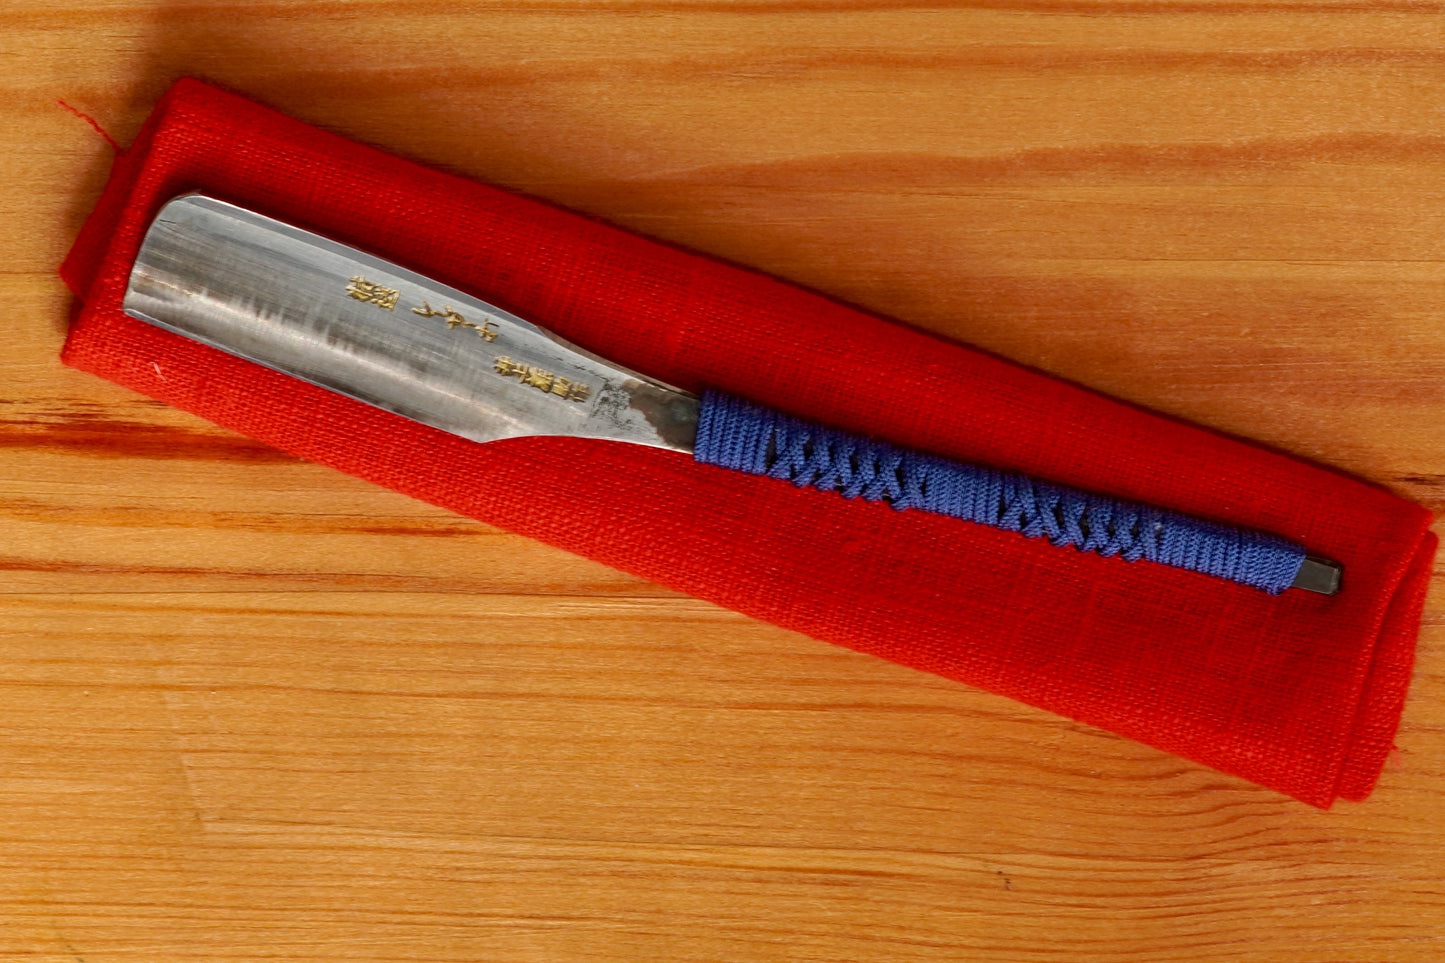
[414,302,498,342]
[345,276,400,311]
[494,356,592,402]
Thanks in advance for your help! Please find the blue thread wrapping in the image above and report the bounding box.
[693,391,1306,594]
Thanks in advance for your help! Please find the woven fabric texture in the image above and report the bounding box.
[60,78,1435,807]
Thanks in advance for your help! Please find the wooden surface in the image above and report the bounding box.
[6,1,1445,960]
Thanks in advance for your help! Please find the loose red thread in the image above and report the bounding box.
[56,99,121,152]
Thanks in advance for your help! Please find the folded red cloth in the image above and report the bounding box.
[61,78,1435,807]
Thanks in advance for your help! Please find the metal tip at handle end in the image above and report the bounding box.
[1292,556,1342,596]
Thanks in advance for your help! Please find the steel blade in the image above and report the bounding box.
[123,194,699,451]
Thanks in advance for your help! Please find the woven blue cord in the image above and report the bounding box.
[694,391,1306,594]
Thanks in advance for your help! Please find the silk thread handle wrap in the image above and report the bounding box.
[694,391,1306,594]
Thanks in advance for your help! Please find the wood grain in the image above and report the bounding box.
[4,1,1445,959]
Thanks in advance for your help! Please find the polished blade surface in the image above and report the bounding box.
[123,194,699,451]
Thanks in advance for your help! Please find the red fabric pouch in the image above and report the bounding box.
[61,78,1435,807]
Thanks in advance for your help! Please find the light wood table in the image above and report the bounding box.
[6,2,1444,960]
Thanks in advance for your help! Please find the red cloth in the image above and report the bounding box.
[61,78,1435,807]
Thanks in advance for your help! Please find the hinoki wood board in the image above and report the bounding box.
[5,2,1445,961]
